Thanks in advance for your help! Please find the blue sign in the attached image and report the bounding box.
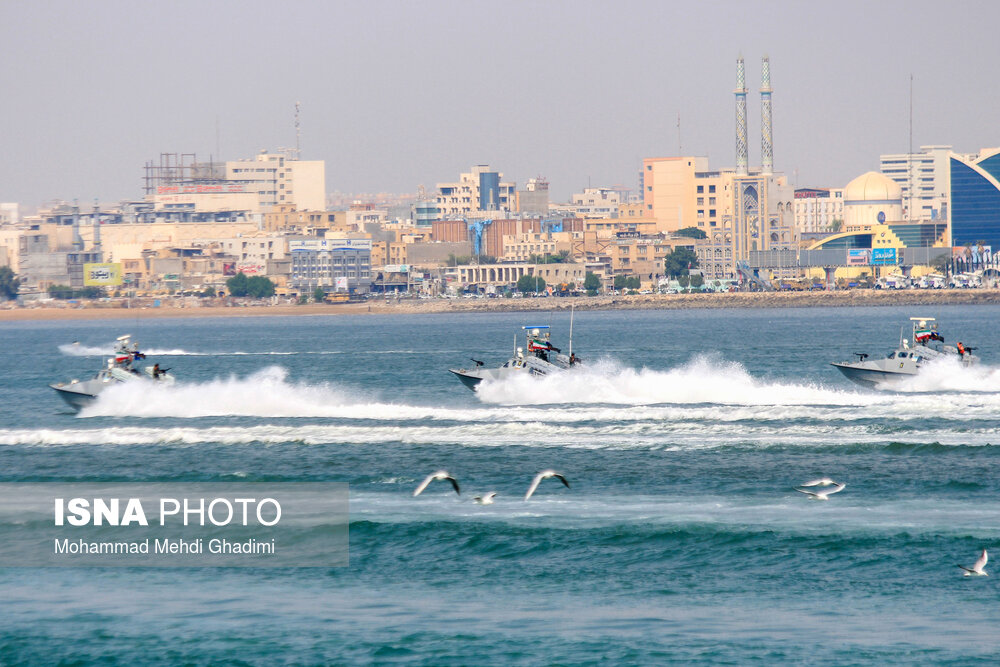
[877,211,886,223]
[871,248,897,265]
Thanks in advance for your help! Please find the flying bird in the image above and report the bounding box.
[798,478,838,488]
[795,481,845,500]
[473,492,497,505]
[958,549,988,577]
[524,470,570,501]
[413,471,460,497]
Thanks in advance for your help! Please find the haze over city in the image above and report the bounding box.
[2,0,998,206]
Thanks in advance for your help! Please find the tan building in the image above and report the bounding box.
[516,177,550,216]
[501,232,574,262]
[642,156,709,232]
[371,241,409,268]
[456,262,585,291]
[264,206,343,233]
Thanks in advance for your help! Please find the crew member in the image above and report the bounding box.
[957,342,966,358]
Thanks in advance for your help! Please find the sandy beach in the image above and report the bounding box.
[2,289,1000,322]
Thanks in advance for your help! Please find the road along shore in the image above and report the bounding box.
[2,289,999,322]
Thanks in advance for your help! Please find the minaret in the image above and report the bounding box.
[760,55,773,175]
[734,56,748,175]
[92,199,102,252]
[72,201,84,251]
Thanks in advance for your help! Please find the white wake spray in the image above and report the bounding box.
[58,341,296,357]
[475,355,870,406]
[887,354,1000,393]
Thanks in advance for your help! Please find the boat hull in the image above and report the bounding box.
[830,363,915,389]
[49,382,104,411]
[49,368,175,411]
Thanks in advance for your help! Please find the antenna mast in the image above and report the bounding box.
[295,101,302,159]
[908,75,913,223]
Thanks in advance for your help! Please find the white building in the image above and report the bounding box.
[569,187,631,218]
[793,188,844,234]
[879,145,960,222]
[226,151,326,213]
[0,203,19,226]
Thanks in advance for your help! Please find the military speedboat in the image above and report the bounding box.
[50,334,175,410]
[831,317,977,388]
[450,324,581,391]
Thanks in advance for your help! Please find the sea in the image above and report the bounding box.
[0,305,998,665]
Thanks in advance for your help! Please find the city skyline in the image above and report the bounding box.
[2,0,998,207]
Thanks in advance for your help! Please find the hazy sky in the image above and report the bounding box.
[2,0,998,207]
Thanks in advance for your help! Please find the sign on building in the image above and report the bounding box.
[237,263,267,275]
[83,263,123,286]
[846,249,871,266]
[871,248,897,265]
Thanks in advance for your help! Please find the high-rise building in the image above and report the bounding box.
[226,151,326,212]
[879,145,954,222]
[949,147,1000,248]
[435,165,515,218]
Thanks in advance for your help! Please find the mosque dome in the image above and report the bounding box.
[844,171,902,203]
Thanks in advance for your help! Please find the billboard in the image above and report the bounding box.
[83,263,122,286]
[871,248,897,265]
[846,249,871,266]
[236,263,266,275]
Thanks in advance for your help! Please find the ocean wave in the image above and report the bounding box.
[4,420,999,449]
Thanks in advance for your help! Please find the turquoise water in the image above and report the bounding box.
[1,306,999,665]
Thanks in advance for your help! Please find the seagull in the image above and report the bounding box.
[799,478,838,488]
[795,481,845,500]
[413,471,460,497]
[524,470,570,501]
[958,549,988,577]
[473,492,497,505]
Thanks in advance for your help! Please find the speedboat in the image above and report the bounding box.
[449,324,581,391]
[831,317,978,388]
[50,334,175,411]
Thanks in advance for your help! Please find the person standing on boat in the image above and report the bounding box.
[957,342,966,358]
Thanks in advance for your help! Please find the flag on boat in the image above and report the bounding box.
[915,328,933,342]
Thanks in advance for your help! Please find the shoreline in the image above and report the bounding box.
[2,289,1000,322]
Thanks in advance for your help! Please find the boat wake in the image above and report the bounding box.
[72,358,1000,424]
[475,355,867,406]
[884,355,1000,393]
[58,342,296,357]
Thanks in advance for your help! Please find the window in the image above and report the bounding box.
[697,197,704,205]
[697,185,704,193]
[709,197,716,205]
[709,209,716,217]
[709,185,716,193]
